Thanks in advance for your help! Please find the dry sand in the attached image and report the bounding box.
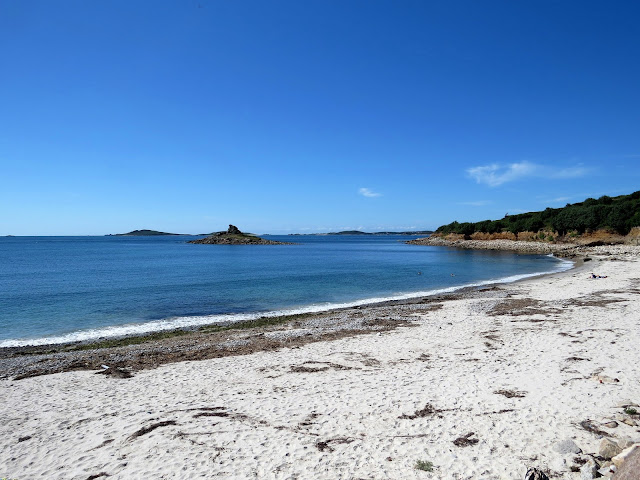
[1,248,639,479]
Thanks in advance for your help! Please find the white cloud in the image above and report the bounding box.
[541,196,571,204]
[466,161,590,187]
[358,187,381,198]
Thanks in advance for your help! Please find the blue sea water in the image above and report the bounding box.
[0,235,572,346]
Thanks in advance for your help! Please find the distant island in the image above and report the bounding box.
[110,230,183,236]
[189,225,293,245]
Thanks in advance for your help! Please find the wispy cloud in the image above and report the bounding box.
[466,161,590,187]
[358,187,381,198]
[457,200,492,207]
[540,196,571,205]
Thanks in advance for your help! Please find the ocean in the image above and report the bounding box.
[0,235,572,346]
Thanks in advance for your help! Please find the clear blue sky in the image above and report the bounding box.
[1,0,639,235]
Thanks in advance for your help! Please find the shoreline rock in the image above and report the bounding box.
[406,236,640,257]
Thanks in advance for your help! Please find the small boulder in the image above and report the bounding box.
[554,438,582,455]
[580,458,599,480]
[617,438,635,450]
[598,464,616,477]
[612,444,640,468]
[603,421,619,428]
[612,445,640,479]
[600,438,623,460]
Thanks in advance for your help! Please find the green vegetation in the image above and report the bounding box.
[415,459,434,472]
[624,407,637,415]
[437,191,640,237]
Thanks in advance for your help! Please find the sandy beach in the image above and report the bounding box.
[1,245,639,479]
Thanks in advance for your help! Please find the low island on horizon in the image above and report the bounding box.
[106,228,434,237]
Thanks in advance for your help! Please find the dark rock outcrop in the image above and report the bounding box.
[188,225,293,245]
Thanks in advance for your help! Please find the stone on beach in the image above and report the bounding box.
[612,447,640,479]
[580,458,599,480]
[554,438,582,455]
[612,444,640,469]
[599,438,623,460]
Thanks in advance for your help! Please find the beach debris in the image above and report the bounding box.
[554,438,582,455]
[193,411,229,418]
[566,356,589,362]
[86,473,109,480]
[96,366,133,379]
[475,408,515,416]
[593,374,620,384]
[494,389,527,398]
[101,364,109,369]
[524,468,549,480]
[579,419,611,437]
[128,420,177,441]
[453,432,478,447]
[290,361,352,373]
[91,438,114,450]
[315,437,355,452]
[599,438,623,459]
[17,435,32,442]
[399,403,442,419]
[298,412,320,428]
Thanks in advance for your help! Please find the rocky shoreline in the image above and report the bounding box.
[0,292,474,380]
[406,236,640,258]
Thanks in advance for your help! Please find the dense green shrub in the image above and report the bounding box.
[437,191,640,236]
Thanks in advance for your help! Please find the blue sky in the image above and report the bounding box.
[1,1,639,235]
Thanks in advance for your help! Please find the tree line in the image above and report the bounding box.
[436,191,640,237]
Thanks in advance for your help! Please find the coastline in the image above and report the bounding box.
[1,245,639,479]
[0,252,574,361]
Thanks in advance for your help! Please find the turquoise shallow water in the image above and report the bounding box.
[0,235,571,346]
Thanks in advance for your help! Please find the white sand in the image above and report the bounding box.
[1,253,639,479]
